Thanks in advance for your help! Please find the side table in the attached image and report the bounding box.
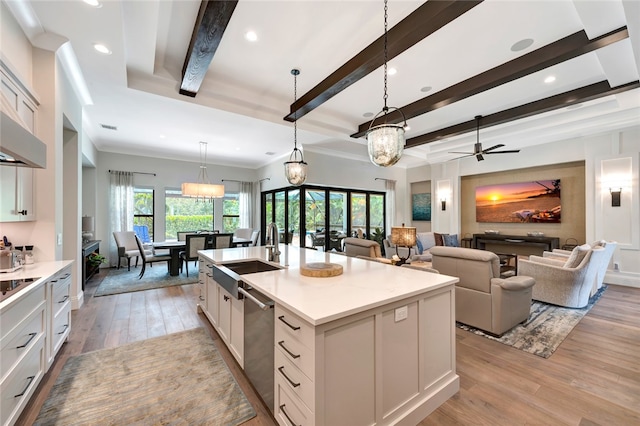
[82,240,101,290]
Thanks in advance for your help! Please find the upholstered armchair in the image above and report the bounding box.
[542,240,616,296]
[113,231,151,271]
[430,246,536,336]
[520,244,607,308]
[343,238,382,258]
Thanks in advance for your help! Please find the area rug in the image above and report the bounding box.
[34,328,256,425]
[457,285,607,358]
[94,264,197,297]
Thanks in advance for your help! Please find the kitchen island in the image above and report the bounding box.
[198,245,459,426]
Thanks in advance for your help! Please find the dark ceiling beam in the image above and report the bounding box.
[404,80,640,149]
[180,0,238,97]
[352,26,629,138]
[283,0,483,122]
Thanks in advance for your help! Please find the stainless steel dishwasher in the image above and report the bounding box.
[238,283,275,414]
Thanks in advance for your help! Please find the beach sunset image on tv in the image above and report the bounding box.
[475,179,561,223]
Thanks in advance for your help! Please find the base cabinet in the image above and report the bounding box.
[46,266,71,369]
[274,285,459,426]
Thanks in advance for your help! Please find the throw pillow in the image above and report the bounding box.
[416,238,424,254]
[417,232,436,250]
[563,244,591,268]
[443,234,459,247]
[434,233,445,246]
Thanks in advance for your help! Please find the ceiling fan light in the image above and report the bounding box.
[366,123,405,167]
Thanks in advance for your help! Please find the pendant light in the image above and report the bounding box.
[181,141,225,201]
[366,0,407,168]
[284,68,308,185]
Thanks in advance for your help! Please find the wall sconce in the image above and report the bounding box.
[440,198,447,211]
[610,187,622,207]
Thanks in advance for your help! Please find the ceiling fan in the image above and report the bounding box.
[449,115,520,161]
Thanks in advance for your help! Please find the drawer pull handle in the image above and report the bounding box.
[223,295,229,302]
[63,274,71,278]
[199,296,205,301]
[206,273,213,278]
[14,376,35,398]
[58,295,69,303]
[278,366,300,388]
[278,340,300,359]
[279,404,300,426]
[57,324,69,335]
[16,332,37,349]
[278,315,300,331]
[50,279,58,283]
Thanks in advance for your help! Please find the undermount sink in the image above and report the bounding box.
[212,260,283,299]
[221,260,283,275]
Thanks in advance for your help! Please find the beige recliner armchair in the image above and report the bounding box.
[343,238,382,258]
[430,246,536,336]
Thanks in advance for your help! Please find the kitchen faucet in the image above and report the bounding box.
[265,222,281,262]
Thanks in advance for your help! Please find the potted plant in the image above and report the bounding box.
[87,252,106,268]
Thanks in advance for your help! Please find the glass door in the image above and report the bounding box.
[328,191,347,251]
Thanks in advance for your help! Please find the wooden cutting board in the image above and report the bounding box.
[300,262,343,278]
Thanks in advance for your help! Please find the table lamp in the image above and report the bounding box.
[390,224,417,266]
[82,216,94,242]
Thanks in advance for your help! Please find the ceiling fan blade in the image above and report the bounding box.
[481,144,505,153]
[448,153,474,161]
[476,153,484,161]
[485,149,521,154]
[448,151,474,154]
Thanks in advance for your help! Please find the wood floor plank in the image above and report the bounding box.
[15,273,640,426]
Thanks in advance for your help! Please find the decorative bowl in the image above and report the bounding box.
[527,231,544,237]
[484,230,500,235]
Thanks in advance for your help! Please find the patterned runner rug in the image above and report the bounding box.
[35,328,256,425]
[457,285,607,358]
[94,264,197,297]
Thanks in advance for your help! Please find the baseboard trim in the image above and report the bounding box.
[605,271,640,288]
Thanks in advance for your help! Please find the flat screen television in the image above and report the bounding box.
[475,179,561,223]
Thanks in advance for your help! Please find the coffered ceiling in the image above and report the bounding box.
[5,0,640,169]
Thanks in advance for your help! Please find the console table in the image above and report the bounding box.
[82,240,101,290]
[472,233,560,257]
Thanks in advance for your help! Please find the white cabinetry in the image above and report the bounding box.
[274,286,457,426]
[1,68,38,133]
[46,266,71,369]
[199,255,244,368]
[0,284,46,426]
[0,166,35,222]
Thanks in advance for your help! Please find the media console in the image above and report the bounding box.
[472,233,560,257]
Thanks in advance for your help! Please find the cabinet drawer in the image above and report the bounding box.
[0,306,45,380]
[51,305,71,352]
[0,337,44,426]
[275,306,314,350]
[51,279,70,318]
[275,376,314,426]
[275,348,315,412]
[0,284,45,337]
[275,328,315,381]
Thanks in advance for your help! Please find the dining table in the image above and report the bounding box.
[152,241,185,276]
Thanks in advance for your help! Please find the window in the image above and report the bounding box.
[134,187,154,241]
[222,193,240,233]
[164,189,214,240]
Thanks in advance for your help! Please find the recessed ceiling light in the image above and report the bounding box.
[511,38,534,52]
[245,31,258,42]
[363,112,374,118]
[93,43,111,55]
[83,0,102,7]
[159,134,166,139]
[387,67,397,76]
[420,86,432,93]
[544,75,556,84]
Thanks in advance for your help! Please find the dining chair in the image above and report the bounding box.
[179,234,207,277]
[134,235,171,279]
[113,231,151,271]
[177,231,197,241]
[250,229,260,246]
[209,233,233,249]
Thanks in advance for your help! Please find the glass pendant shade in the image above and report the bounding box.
[181,142,225,201]
[367,123,405,167]
[284,148,308,186]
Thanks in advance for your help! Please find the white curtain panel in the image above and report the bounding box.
[109,171,134,267]
[240,181,254,228]
[385,179,396,235]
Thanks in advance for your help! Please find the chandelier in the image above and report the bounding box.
[181,141,224,201]
[284,68,308,185]
[365,0,407,167]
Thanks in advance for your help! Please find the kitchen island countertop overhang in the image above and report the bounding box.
[198,245,458,326]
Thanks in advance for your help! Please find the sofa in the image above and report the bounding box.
[519,244,608,308]
[430,246,536,336]
[383,231,461,262]
[343,237,382,258]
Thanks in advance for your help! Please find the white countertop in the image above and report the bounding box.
[1,260,74,309]
[199,245,457,325]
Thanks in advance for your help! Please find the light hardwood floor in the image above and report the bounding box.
[18,270,640,426]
